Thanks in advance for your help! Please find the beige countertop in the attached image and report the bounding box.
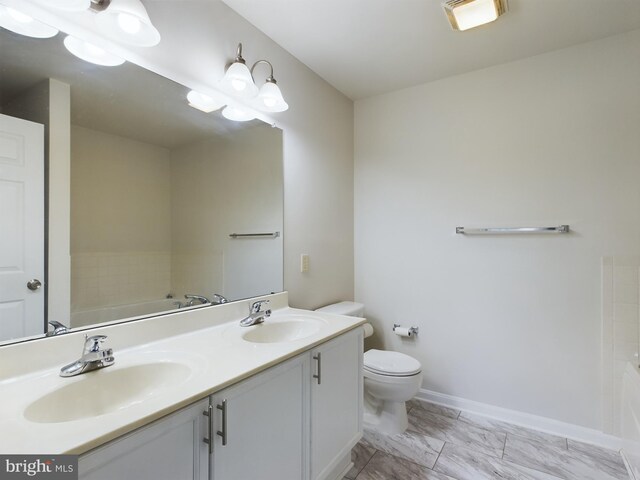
[0,293,365,454]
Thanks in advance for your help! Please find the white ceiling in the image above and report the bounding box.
[221,0,640,100]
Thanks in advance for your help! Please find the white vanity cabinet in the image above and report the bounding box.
[78,398,209,480]
[310,328,364,480]
[209,353,310,480]
[78,327,362,480]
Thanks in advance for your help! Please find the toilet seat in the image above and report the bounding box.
[363,349,421,377]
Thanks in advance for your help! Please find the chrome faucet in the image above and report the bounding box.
[184,294,211,306]
[60,335,115,377]
[46,320,69,337]
[240,300,271,327]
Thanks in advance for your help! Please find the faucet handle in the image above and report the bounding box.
[83,334,107,354]
[250,299,270,314]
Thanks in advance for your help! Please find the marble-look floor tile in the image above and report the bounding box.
[457,411,567,449]
[566,439,628,479]
[355,451,456,480]
[345,440,377,479]
[362,426,444,468]
[408,409,506,458]
[407,399,461,419]
[504,434,629,480]
[434,443,563,480]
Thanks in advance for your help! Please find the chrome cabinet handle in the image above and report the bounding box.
[217,399,228,446]
[27,279,42,291]
[203,404,213,454]
[313,353,322,385]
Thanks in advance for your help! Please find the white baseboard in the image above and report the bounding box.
[415,388,626,452]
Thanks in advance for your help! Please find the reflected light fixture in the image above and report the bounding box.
[63,35,125,66]
[95,0,160,47]
[0,5,59,38]
[34,0,92,11]
[187,90,226,113]
[221,105,257,122]
[442,0,507,31]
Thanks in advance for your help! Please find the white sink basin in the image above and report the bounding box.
[24,362,191,423]
[241,317,326,344]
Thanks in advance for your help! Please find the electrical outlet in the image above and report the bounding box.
[300,254,309,273]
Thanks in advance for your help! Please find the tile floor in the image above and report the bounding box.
[345,399,630,480]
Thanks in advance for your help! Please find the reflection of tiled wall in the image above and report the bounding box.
[71,252,171,311]
[602,257,640,434]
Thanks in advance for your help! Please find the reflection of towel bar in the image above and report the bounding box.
[456,225,570,235]
[229,232,280,239]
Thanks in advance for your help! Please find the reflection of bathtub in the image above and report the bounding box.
[622,362,640,478]
[71,298,195,328]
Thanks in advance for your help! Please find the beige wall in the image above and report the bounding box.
[71,125,171,253]
[355,29,640,430]
[70,126,171,312]
[170,125,283,301]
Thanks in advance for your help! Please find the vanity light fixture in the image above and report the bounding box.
[63,34,125,66]
[95,0,160,47]
[0,5,59,38]
[187,90,226,113]
[442,0,507,31]
[251,60,288,113]
[219,43,260,99]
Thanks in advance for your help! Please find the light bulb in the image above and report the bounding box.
[117,12,141,34]
[263,97,277,108]
[6,7,33,23]
[85,42,106,57]
[63,35,125,66]
[231,79,247,92]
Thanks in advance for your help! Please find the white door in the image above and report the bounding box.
[0,114,45,341]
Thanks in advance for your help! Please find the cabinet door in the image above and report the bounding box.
[310,328,363,480]
[79,399,209,480]
[210,353,309,480]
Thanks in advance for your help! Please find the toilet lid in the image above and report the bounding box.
[363,349,421,376]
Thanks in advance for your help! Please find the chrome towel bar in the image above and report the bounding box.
[456,225,570,235]
[229,232,280,239]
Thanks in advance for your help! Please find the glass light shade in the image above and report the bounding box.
[187,90,226,113]
[95,0,160,47]
[221,105,256,122]
[443,0,506,31]
[36,0,91,11]
[0,5,59,38]
[255,81,288,113]
[219,62,259,99]
[63,35,125,66]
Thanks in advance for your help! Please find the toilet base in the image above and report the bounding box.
[363,394,409,435]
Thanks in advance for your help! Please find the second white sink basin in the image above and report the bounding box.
[242,317,326,344]
[24,362,191,424]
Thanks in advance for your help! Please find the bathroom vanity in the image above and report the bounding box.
[0,293,365,480]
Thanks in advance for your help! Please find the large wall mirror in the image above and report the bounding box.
[0,29,284,345]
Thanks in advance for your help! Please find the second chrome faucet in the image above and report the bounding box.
[239,300,271,327]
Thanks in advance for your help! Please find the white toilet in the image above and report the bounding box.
[315,301,422,435]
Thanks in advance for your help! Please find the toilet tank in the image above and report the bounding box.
[315,301,364,317]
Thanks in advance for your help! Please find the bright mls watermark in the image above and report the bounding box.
[0,456,77,479]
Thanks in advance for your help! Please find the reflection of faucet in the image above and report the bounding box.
[59,335,115,377]
[46,320,69,337]
[211,293,229,305]
[240,300,271,327]
[184,294,210,307]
